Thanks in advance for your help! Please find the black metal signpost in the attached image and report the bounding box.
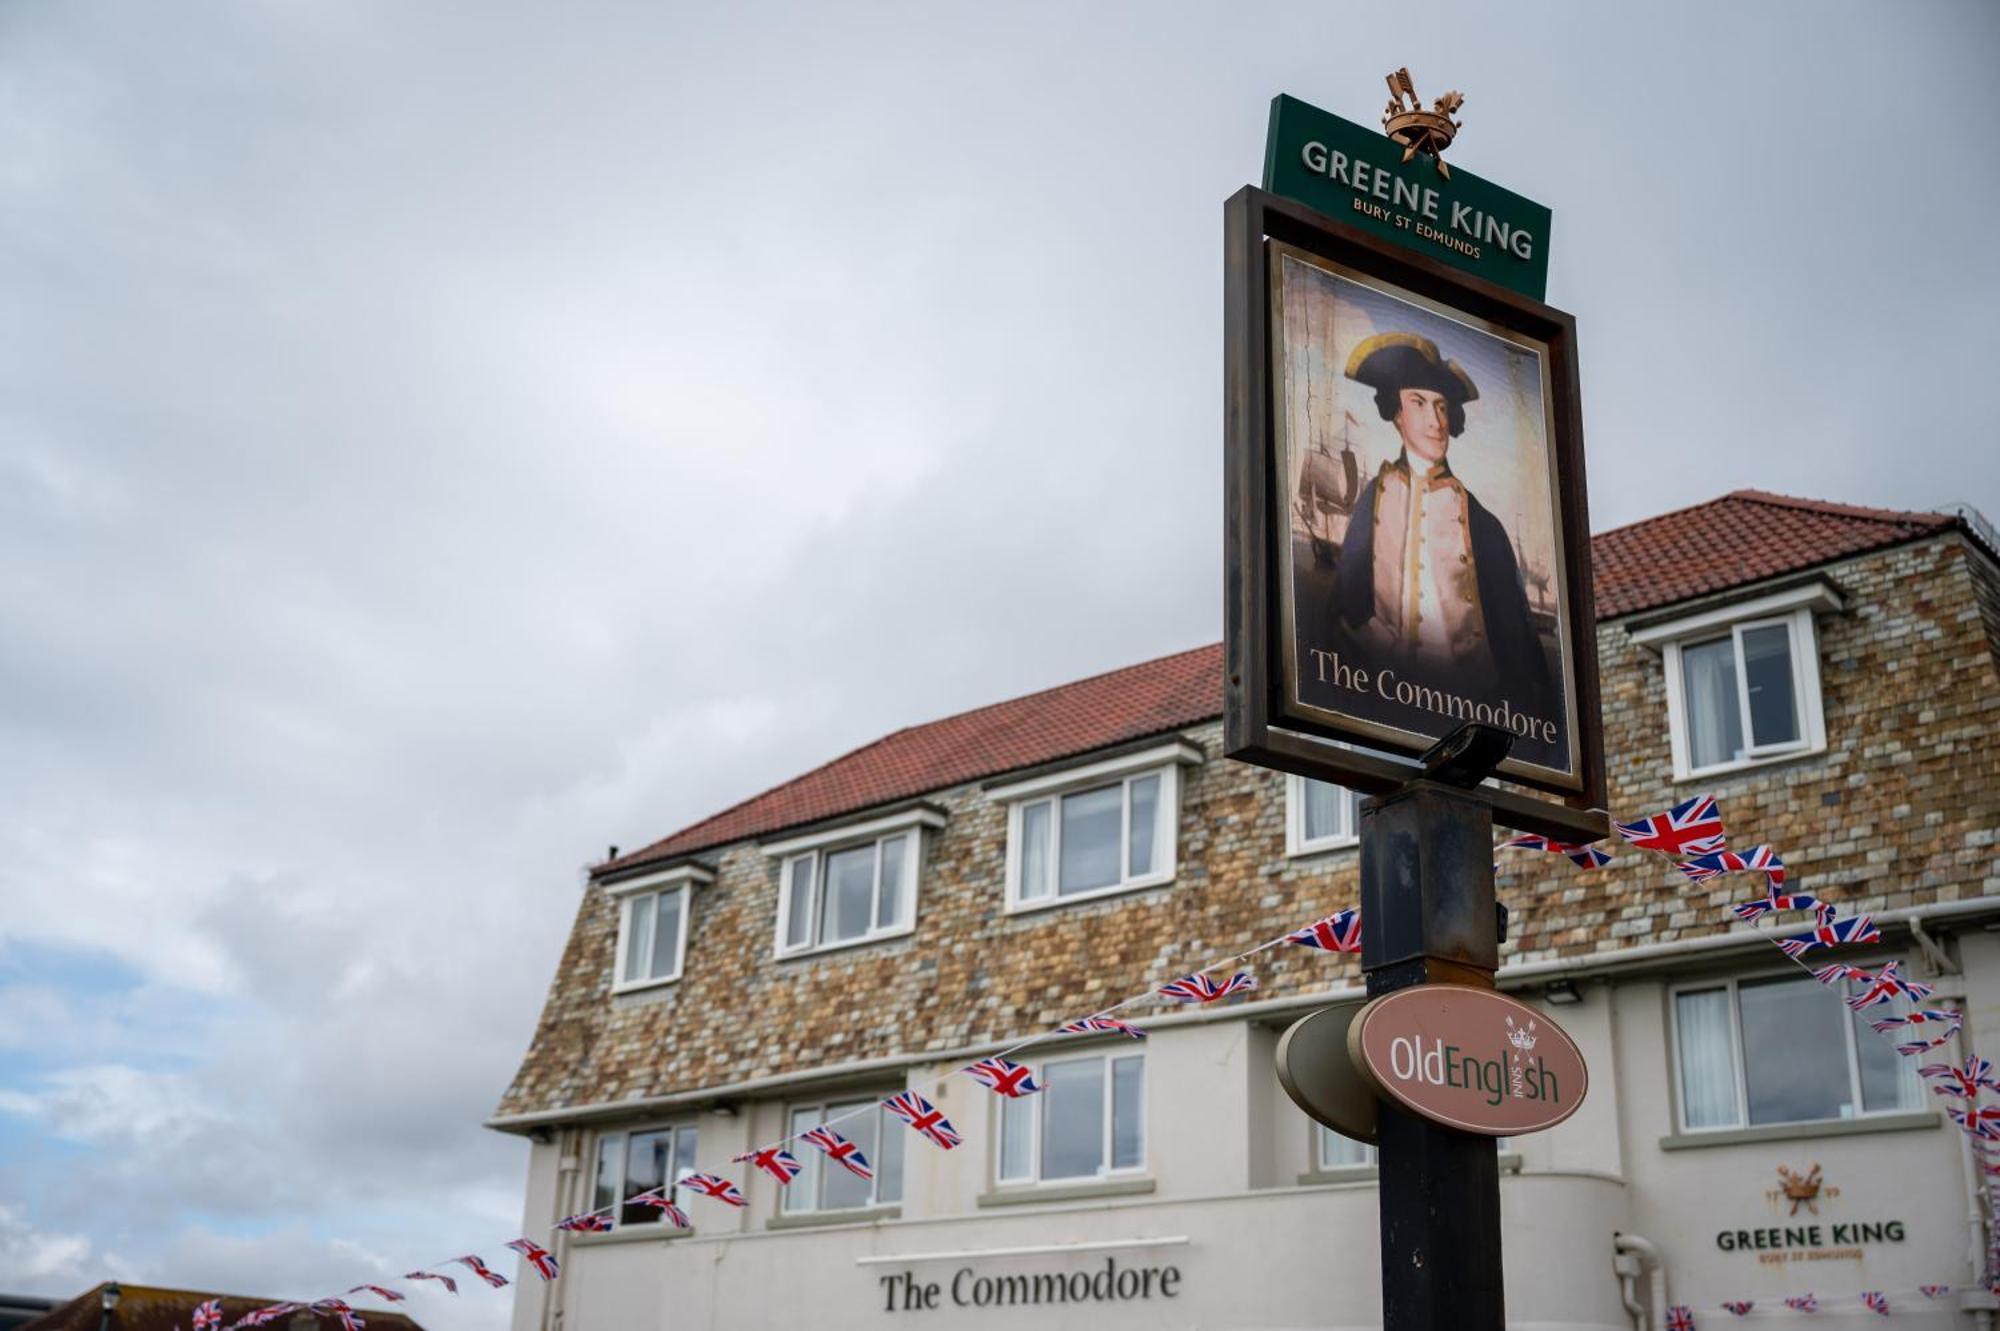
[1225,91,1610,1331]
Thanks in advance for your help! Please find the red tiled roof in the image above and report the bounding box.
[605,491,1956,872]
[23,1285,426,1331]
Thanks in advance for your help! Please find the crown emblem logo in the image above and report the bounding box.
[1505,1015,1538,1051]
[1382,67,1465,179]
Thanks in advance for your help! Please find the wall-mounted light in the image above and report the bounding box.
[708,1101,739,1119]
[1544,978,1582,1005]
[527,1126,555,1145]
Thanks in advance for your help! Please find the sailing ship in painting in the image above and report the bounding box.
[1294,409,1362,568]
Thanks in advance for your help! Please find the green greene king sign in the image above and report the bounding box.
[1263,93,1552,300]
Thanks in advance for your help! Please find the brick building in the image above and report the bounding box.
[492,491,2000,1330]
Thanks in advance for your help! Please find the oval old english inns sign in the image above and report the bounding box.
[1347,984,1588,1135]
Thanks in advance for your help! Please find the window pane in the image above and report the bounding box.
[784,856,815,950]
[874,1102,905,1203]
[1041,1058,1106,1179]
[1111,1056,1144,1169]
[1058,785,1123,896]
[672,1125,698,1198]
[822,845,876,944]
[1853,1005,1919,1112]
[1740,976,1852,1124]
[649,889,683,979]
[624,894,655,982]
[1675,988,1741,1129]
[821,1100,877,1211]
[1741,624,1801,748]
[1318,1125,1374,1168]
[785,1107,820,1213]
[1019,803,1053,901]
[593,1136,622,1213]
[999,1093,1033,1181]
[1681,637,1744,770]
[1301,778,1349,843]
[1127,775,1159,877]
[623,1129,671,1225]
[875,835,907,930]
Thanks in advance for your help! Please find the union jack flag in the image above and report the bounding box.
[1288,908,1362,952]
[801,1125,874,1179]
[1504,834,1612,869]
[1861,1290,1889,1315]
[1920,1055,2000,1095]
[1921,1284,1952,1298]
[628,1193,691,1227]
[885,1090,961,1149]
[192,1300,222,1331]
[1782,1293,1816,1312]
[453,1255,509,1288]
[1678,844,1785,886]
[505,1238,561,1282]
[555,1211,614,1232]
[311,1301,364,1331]
[228,1306,293,1330]
[404,1272,457,1295]
[1666,1305,1697,1331]
[1721,1302,1753,1316]
[1871,1007,1961,1034]
[1774,914,1877,957]
[680,1172,748,1207]
[1059,1016,1145,1039]
[1732,890,1830,924]
[1897,1028,1962,1056]
[1615,795,1726,857]
[347,1286,405,1303]
[732,1146,804,1184]
[1950,1104,2000,1139]
[1158,971,1256,1003]
[964,1057,1043,1098]
[1810,962,1866,987]
[1842,960,1934,1010]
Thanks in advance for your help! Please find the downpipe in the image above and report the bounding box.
[1611,1233,1666,1331]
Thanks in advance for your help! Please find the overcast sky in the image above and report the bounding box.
[2,2,1995,1326]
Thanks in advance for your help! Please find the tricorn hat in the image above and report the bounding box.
[1344,332,1480,409]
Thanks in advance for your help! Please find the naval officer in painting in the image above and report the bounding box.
[1335,332,1556,727]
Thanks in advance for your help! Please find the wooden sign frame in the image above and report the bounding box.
[1223,186,1607,842]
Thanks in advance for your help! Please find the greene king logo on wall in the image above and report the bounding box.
[1347,984,1587,1135]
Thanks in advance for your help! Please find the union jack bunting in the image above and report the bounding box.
[627,1193,691,1227]
[192,1300,222,1331]
[310,1301,364,1331]
[1614,795,1726,857]
[452,1255,509,1288]
[1871,1007,1962,1034]
[241,1306,301,1328]
[1059,1016,1145,1039]
[1158,971,1257,1003]
[1861,1291,1889,1315]
[1897,1028,1963,1056]
[1731,890,1830,924]
[404,1272,457,1296]
[1666,1305,1696,1331]
[680,1172,748,1207]
[1503,834,1612,869]
[1842,960,1935,1010]
[505,1238,561,1281]
[801,1125,875,1179]
[964,1057,1043,1098]
[347,1286,405,1303]
[555,1211,614,1232]
[1781,1293,1816,1312]
[1288,908,1363,952]
[1923,1056,2000,1099]
[1921,1284,1952,1298]
[1720,1302,1753,1316]
[885,1090,961,1149]
[732,1146,805,1184]
[1950,1104,2000,1139]
[1774,914,1878,958]
[1678,844,1785,886]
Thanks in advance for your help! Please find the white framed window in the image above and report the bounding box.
[763,808,944,959]
[996,1052,1145,1185]
[992,741,1200,912]
[1632,585,1837,781]
[782,1098,905,1215]
[1286,774,1362,856]
[592,1122,699,1225]
[1670,967,1921,1133]
[1316,1124,1376,1169]
[608,865,711,993]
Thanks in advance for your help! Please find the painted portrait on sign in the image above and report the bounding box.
[1271,243,1579,783]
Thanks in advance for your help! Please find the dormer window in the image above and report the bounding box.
[991,740,1202,913]
[763,807,945,959]
[607,864,712,994]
